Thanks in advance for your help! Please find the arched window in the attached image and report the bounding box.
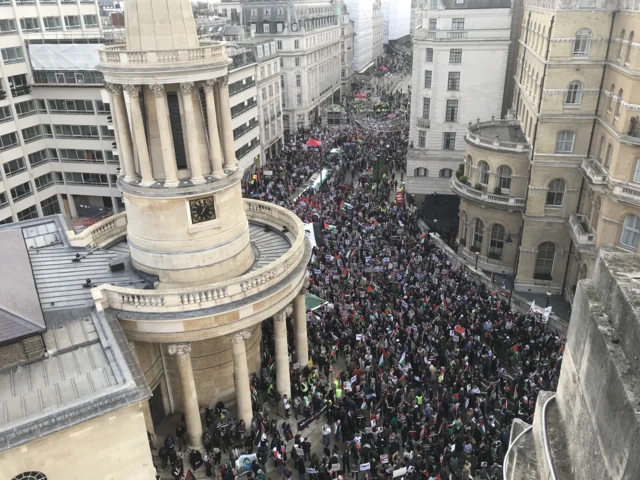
[461,211,468,245]
[546,179,566,206]
[634,159,640,182]
[12,473,47,480]
[608,84,616,111]
[555,131,575,153]
[605,144,613,168]
[625,32,634,64]
[592,196,601,229]
[439,168,453,178]
[621,214,640,249]
[573,28,592,56]
[535,242,556,280]
[598,136,606,161]
[614,89,623,117]
[473,218,484,251]
[497,165,512,191]
[478,161,489,185]
[489,224,505,259]
[617,29,626,60]
[565,81,583,105]
[578,263,588,282]
[414,167,428,177]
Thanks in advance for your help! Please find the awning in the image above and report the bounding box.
[306,294,328,312]
[29,43,102,70]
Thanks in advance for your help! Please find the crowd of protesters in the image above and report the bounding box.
[157,124,565,480]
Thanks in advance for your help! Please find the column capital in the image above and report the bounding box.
[105,82,123,96]
[204,79,217,93]
[229,330,251,344]
[123,84,141,98]
[168,343,192,355]
[180,82,195,96]
[274,310,287,322]
[217,75,229,87]
[150,83,165,98]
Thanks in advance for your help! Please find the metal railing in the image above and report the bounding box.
[87,200,306,313]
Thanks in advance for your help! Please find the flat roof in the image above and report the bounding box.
[475,123,527,144]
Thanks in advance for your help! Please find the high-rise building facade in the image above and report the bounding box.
[381,0,410,44]
[0,0,123,223]
[372,0,384,60]
[335,0,355,101]
[219,0,342,131]
[406,0,512,204]
[451,0,640,302]
[343,0,375,72]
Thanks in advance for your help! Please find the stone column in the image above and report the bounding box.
[67,193,78,218]
[293,289,309,366]
[180,82,205,185]
[112,197,120,214]
[204,80,225,178]
[168,343,204,452]
[273,310,291,399]
[150,84,179,187]
[229,330,253,426]
[216,76,238,170]
[106,83,136,183]
[124,85,154,186]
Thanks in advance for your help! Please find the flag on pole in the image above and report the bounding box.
[512,344,519,362]
[514,386,519,400]
[399,351,406,367]
[378,353,385,367]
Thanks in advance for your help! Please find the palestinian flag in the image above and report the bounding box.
[324,222,337,231]
[367,285,374,293]
[373,220,379,229]
[379,353,385,367]
[398,350,406,367]
[341,202,353,212]
[514,386,519,400]
[512,344,520,361]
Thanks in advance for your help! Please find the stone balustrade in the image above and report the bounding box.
[99,41,227,68]
[580,158,608,185]
[612,183,640,205]
[465,119,530,153]
[451,177,526,209]
[93,200,306,313]
[66,212,127,249]
[569,213,596,246]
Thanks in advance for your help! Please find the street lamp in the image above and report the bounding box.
[433,218,438,235]
[546,291,552,308]
[475,251,480,270]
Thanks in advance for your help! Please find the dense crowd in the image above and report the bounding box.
[158,124,565,480]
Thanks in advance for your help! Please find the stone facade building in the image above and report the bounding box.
[406,0,512,204]
[373,0,384,61]
[335,0,356,101]
[451,0,640,301]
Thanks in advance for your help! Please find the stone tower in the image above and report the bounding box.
[100,0,251,287]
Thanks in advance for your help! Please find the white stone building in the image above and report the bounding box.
[406,0,512,203]
[335,0,355,101]
[217,0,341,131]
[372,0,384,61]
[381,0,411,44]
[0,0,122,223]
[343,0,374,73]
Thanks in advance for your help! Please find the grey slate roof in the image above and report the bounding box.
[0,230,46,345]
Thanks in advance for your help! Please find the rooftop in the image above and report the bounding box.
[466,119,530,154]
[441,0,511,9]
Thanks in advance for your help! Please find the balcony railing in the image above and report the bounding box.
[569,213,596,246]
[99,41,227,68]
[612,183,640,205]
[416,118,430,129]
[415,28,510,42]
[580,158,608,185]
[466,120,530,153]
[451,177,526,209]
[67,212,127,248]
[90,200,306,313]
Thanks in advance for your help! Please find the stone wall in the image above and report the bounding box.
[0,402,155,479]
[0,335,45,369]
[555,248,640,479]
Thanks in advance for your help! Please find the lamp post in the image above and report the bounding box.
[433,218,438,235]
[505,228,522,310]
[475,251,480,270]
[546,291,552,308]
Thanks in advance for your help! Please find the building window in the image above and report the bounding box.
[625,32,634,64]
[534,242,555,279]
[277,40,283,50]
[426,48,433,62]
[28,149,51,168]
[263,23,270,33]
[445,99,458,122]
[634,159,640,183]
[0,132,19,152]
[414,167,428,177]
[555,131,575,153]
[449,49,462,63]
[43,16,61,31]
[489,224,505,260]
[264,8,271,15]
[83,15,98,27]
[429,19,437,30]
[3,157,26,177]
[443,132,456,150]
[0,105,11,124]
[478,161,489,184]
[34,172,54,191]
[17,205,37,221]
[579,0,596,7]
[296,74,302,88]
[19,17,40,32]
[41,195,60,216]
[621,214,640,249]
[418,130,426,147]
[294,40,300,49]
[15,100,38,118]
[64,15,81,29]
[439,168,452,178]
[497,165,512,191]
[452,18,465,30]
[424,70,432,88]
[53,125,100,139]
[2,46,24,64]
[297,92,302,106]
[10,181,32,202]
[573,28,592,56]
[422,97,430,119]
[251,8,258,16]
[605,144,613,168]
[447,72,460,90]
[565,81,582,105]
[614,89,623,118]
[473,218,484,251]
[546,179,565,206]
[22,125,45,143]
[0,19,17,35]
[95,100,110,114]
